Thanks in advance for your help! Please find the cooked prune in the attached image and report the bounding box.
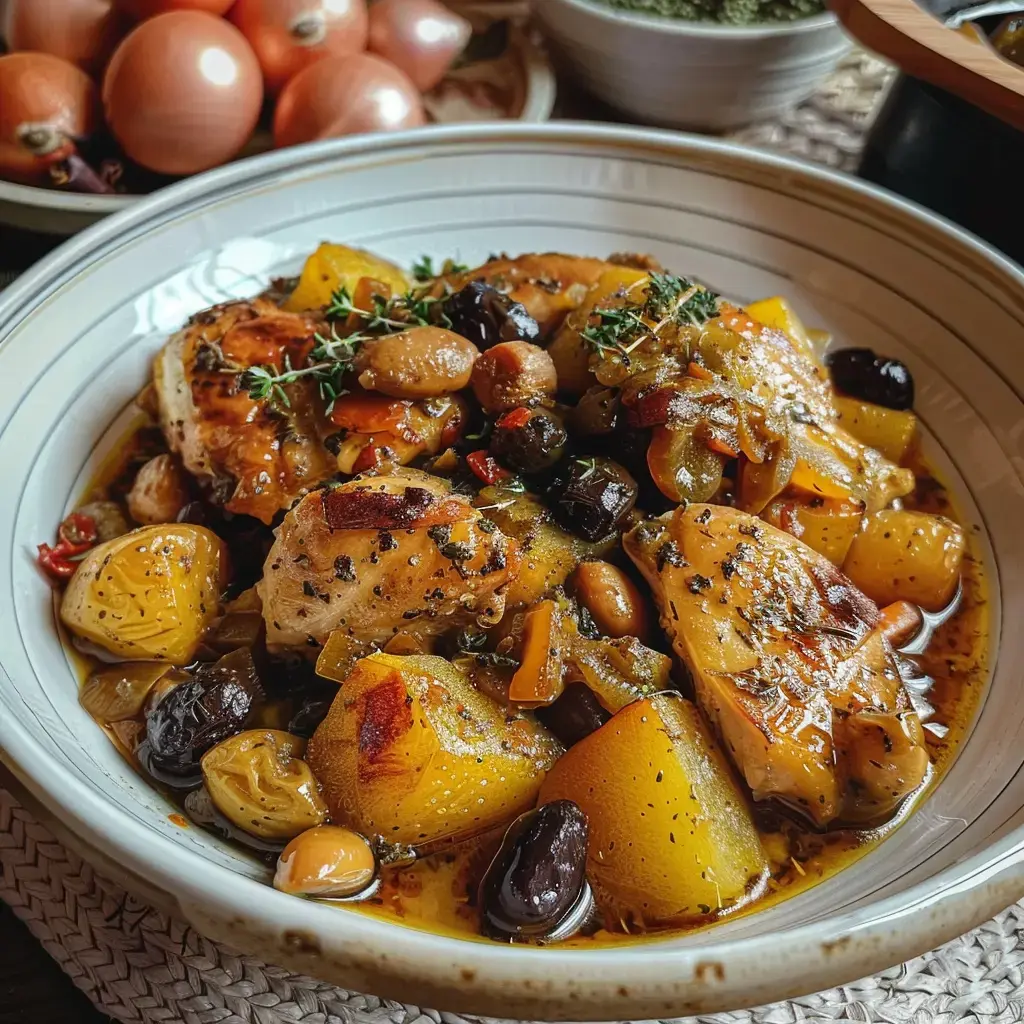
[827,347,915,410]
[479,800,592,942]
[547,456,637,541]
[489,408,568,475]
[536,684,610,748]
[139,648,261,789]
[442,280,540,350]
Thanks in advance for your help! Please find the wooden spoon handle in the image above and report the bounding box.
[829,0,1024,131]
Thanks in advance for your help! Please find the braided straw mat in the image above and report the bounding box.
[6,49,1023,1024]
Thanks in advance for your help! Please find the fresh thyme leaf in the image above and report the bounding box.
[326,285,443,333]
[411,255,435,281]
[239,324,366,414]
[581,271,720,362]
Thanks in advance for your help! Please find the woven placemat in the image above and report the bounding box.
[2,787,1023,1024]
[8,46,1017,1024]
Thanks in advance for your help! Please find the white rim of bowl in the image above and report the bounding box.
[539,0,840,38]
[1,122,1023,1015]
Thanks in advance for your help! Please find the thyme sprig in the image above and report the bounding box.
[581,272,720,365]
[411,255,470,282]
[239,324,367,414]
[326,285,451,333]
[240,283,454,413]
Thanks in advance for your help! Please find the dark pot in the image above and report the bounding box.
[858,12,1024,265]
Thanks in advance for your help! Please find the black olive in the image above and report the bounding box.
[139,648,262,789]
[547,456,638,542]
[489,408,568,475]
[442,281,540,350]
[479,800,591,942]
[827,347,915,410]
[536,684,609,748]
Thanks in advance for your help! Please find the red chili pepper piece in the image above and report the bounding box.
[37,543,80,580]
[37,511,99,582]
[58,511,98,547]
[496,407,531,431]
[466,450,512,485]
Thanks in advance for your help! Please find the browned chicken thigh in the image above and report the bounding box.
[625,503,930,827]
[153,298,337,524]
[258,470,521,650]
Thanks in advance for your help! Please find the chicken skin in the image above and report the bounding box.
[153,298,336,524]
[625,503,929,827]
[258,470,521,651]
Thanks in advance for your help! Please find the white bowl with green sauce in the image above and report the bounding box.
[533,0,851,130]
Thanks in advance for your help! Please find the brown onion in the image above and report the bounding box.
[367,0,471,92]
[4,0,127,74]
[103,11,264,175]
[273,53,425,148]
[114,0,234,17]
[229,0,369,95]
[0,52,99,185]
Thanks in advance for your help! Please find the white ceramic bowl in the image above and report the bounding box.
[1,123,1023,1021]
[533,0,851,130]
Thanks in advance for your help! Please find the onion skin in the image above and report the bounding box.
[0,52,99,185]
[229,0,369,96]
[103,11,264,175]
[273,53,425,149]
[114,0,234,17]
[367,0,471,92]
[5,0,127,74]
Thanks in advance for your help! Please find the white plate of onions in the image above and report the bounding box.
[0,0,555,234]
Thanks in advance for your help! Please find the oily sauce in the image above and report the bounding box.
[72,423,989,946]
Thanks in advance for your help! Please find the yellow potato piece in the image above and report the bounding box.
[762,494,864,565]
[745,296,818,362]
[306,653,562,850]
[285,243,410,312]
[539,694,767,928]
[842,509,965,611]
[60,524,224,663]
[834,395,917,464]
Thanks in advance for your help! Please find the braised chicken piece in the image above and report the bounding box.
[258,470,520,650]
[153,298,337,525]
[624,503,930,827]
[438,253,611,337]
[602,300,915,514]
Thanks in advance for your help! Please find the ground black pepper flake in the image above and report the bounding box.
[656,541,687,572]
[333,554,356,582]
[688,573,712,593]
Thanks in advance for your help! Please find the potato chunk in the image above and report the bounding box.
[284,243,409,312]
[842,509,965,611]
[307,653,562,849]
[834,396,917,464]
[60,524,224,663]
[539,694,767,928]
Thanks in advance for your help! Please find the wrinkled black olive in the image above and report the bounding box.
[827,347,915,410]
[536,684,609,748]
[547,457,638,541]
[442,281,540,350]
[479,800,590,941]
[139,648,261,789]
[489,408,568,475]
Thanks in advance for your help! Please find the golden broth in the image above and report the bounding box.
[70,424,990,946]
